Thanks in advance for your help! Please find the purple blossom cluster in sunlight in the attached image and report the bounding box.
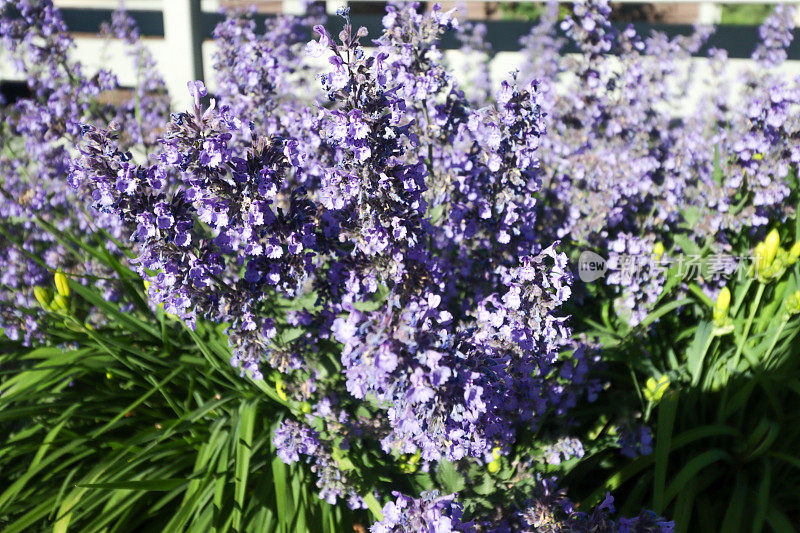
[4,0,799,529]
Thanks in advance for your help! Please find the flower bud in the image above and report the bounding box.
[652,242,665,261]
[400,462,418,474]
[713,287,731,325]
[716,287,731,313]
[52,294,69,312]
[785,291,800,316]
[275,379,288,402]
[487,447,502,473]
[764,229,780,268]
[644,375,670,403]
[789,242,800,263]
[33,286,53,310]
[755,242,767,274]
[399,450,421,474]
[54,270,70,298]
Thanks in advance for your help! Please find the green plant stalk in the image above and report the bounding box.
[688,283,713,307]
[763,317,789,368]
[631,368,645,413]
[637,298,692,331]
[732,283,765,374]
[755,279,787,335]
[731,278,753,317]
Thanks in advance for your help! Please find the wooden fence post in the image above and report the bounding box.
[162,0,204,108]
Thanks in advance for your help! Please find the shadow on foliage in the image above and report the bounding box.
[566,327,800,532]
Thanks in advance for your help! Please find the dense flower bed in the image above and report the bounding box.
[2,1,800,531]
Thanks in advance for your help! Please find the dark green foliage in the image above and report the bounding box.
[0,286,367,532]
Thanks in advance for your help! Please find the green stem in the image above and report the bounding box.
[688,283,713,307]
[160,311,169,348]
[630,368,645,412]
[732,283,765,374]
[421,99,435,181]
[764,318,789,368]
[755,279,787,335]
[731,278,753,317]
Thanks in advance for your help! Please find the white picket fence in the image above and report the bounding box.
[1,1,799,108]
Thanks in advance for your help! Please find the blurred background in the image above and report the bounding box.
[2,1,799,108]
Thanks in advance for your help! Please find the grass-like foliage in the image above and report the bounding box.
[3,0,800,531]
[0,274,365,532]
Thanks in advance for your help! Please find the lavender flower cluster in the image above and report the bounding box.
[65,1,595,523]
[521,0,799,327]
[6,0,798,529]
[0,0,168,343]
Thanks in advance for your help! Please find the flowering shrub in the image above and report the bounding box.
[2,1,800,531]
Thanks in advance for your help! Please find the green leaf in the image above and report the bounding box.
[584,454,654,506]
[765,504,796,533]
[752,461,771,533]
[473,474,496,496]
[672,475,696,533]
[435,460,466,493]
[89,366,184,439]
[653,394,678,512]
[352,285,390,313]
[664,449,730,505]
[673,234,701,256]
[362,492,384,521]
[272,455,292,532]
[69,281,160,340]
[76,479,187,491]
[637,298,692,331]
[688,321,713,386]
[719,473,746,533]
[233,401,256,531]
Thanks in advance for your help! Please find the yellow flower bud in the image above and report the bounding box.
[644,375,670,403]
[486,447,502,473]
[754,242,767,274]
[786,291,800,316]
[400,462,418,474]
[789,242,800,263]
[33,286,53,310]
[716,287,730,313]
[713,287,731,326]
[52,294,69,312]
[54,270,70,298]
[399,451,421,473]
[764,229,780,268]
[753,153,764,161]
[275,379,288,402]
[652,242,665,261]
[301,402,312,414]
